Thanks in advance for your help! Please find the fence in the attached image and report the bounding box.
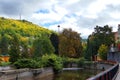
[87,61,119,80]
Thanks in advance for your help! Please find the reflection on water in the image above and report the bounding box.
[33,69,101,80]
[53,69,101,80]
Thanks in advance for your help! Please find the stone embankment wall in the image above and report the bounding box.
[83,62,113,70]
[65,62,113,71]
[107,52,120,62]
[0,67,53,80]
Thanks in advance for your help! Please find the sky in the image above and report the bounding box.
[0,0,120,39]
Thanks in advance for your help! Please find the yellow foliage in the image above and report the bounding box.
[98,44,108,60]
[0,17,53,37]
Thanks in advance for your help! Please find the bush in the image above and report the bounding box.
[14,54,63,72]
[0,61,11,66]
[63,57,86,67]
[78,57,86,67]
[14,58,42,69]
[41,54,63,72]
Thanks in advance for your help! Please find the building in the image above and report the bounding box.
[113,24,120,51]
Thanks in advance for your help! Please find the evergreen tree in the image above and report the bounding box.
[9,34,21,63]
[33,36,55,58]
[0,34,9,55]
[50,33,59,55]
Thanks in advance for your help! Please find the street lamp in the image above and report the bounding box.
[57,25,60,33]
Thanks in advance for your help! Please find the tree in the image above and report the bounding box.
[32,36,55,58]
[9,33,21,63]
[85,35,95,60]
[86,25,114,60]
[0,34,9,55]
[59,28,82,58]
[98,44,108,60]
[19,37,29,58]
[50,33,59,55]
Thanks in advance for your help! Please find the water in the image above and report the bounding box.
[53,69,101,80]
[1,68,101,80]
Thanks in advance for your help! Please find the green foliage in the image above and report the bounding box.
[41,54,63,72]
[14,54,63,71]
[9,34,21,63]
[86,25,114,60]
[0,34,9,55]
[33,36,55,57]
[78,57,86,66]
[50,33,59,55]
[59,28,83,58]
[82,40,87,58]
[0,17,56,62]
[64,58,80,63]
[62,57,86,67]
[98,44,108,60]
[0,17,53,37]
[14,58,42,69]
[0,61,11,66]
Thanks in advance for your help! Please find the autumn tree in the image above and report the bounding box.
[59,28,82,58]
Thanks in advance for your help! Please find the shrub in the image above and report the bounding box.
[63,57,86,67]
[78,57,86,67]
[14,54,63,72]
[41,54,63,72]
[14,58,42,69]
[0,61,11,66]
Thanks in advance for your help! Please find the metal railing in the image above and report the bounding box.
[87,61,119,80]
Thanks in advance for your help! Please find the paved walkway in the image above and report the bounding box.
[115,64,120,80]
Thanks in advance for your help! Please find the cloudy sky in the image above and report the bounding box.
[0,0,120,38]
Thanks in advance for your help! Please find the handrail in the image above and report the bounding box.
[87,61,119,80]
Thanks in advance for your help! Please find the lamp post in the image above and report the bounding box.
[57,25,60,33]
[57,25,60,56]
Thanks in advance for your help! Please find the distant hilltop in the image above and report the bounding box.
[0,17,54,37]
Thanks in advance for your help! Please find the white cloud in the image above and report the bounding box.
[87,0,107,14]
[0,0,120,38]
[109,11,120,19]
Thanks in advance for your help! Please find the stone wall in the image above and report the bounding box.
[83,62,113,70]
[107,52,120,62]
[0,67,53,80]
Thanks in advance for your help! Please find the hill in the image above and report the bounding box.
[0,17,56,61]
[0,17,53,37]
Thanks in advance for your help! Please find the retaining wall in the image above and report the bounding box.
[0,67,53,80]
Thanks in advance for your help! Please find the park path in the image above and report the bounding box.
[115,64,120,80]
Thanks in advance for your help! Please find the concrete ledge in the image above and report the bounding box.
[0,67,53,80]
